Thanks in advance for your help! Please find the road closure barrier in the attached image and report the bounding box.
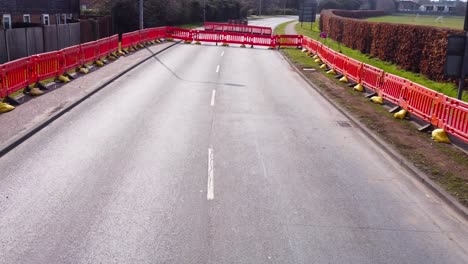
[61,45,81,73]
[302,37,468,143]
[204,22,272,36]
[31,51,61,83]
[276,35,303,48]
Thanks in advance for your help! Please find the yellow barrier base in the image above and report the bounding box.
[0,102,15,113]
[320,64,327,69]
[58,75,70,83]
[80,67,89,74]
[326,69,336,75]
[432,129,451,143]
[29,87,44,96]
[339,76,348,83]
[393,109,407,120]
[315,58,321,63]
[370,96,383,104]
[353,83,364,92]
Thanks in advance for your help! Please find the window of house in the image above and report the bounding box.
[42,14,50,25]
[3,14,11,29]
[23,14,31,23]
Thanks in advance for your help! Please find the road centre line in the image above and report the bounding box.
[210,90,216,106]
[207,148,214,200]
[220,51,224,57]
[216,65,220,73]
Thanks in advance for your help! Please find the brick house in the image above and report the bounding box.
[0,0,80,29]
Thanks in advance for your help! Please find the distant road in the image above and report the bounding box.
[0,17,467,264]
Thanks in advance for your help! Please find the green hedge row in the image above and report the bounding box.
[319,10,462,81]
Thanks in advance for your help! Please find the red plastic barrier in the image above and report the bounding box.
[378,73,408,106]
[109,34,119,54]
[276,35,303,47]
[31,51,61,83]
[140,29,151,43]
[250,35,276,48]
[167,27,192,41]
[222,32,246,45]
[2,57,31,96]
[61,45,81,73]
[439,97,468,141]
[121,31,136,49]
[194,30,220,43]
[0,69,5,98]
[81,41,98,64]
[361,64,384,92]
[344,57,362,84]
[97,37,111,59]
[302,37,319,54]
[333,52,348,74]
[321,46,336,66]
[148,27,167,40]
[204,22,272,36]
[402,82,442,123]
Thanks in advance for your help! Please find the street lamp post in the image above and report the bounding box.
[204,0,206,23]
[139,0,143,30]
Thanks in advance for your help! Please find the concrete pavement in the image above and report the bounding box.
[0,18,467,264]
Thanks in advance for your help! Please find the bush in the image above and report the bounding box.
[320,9,463,82]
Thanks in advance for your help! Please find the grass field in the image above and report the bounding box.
[366,15,465,30]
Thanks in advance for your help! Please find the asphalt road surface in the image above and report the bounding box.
[0,18,467,264]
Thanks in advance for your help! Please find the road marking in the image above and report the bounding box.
[216,65,220,73]
[207,148,214,200]
[220,51,225,57]
[210,90,216,106]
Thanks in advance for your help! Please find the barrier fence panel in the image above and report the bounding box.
[333,52,348,74]
[32,51,61,83]
[321,47,336,66]
[81,41,97,65]
[167,27,192,41]
[404,82,441,123]
[0,69,5,98]
[345,57,362,84]
[109,35,119,54]
[61,45,81,73]
[97,37,111,59]
[132,31,142,46]
[440,97,468,141]
[379,73,408,106]
[204,23,272,36]
[194,31,220,43]
[250,35,275,48]
[222,32,246,45]
[276,35,303,47]
[2,57,31,96]
[361,64,384,92]
[121,32,135,49]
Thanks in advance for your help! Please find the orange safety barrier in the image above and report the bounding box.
[276,35,303,47]
[81,41,98,64]
[167,27,192,41]
[378,73,409,106]
[438,97,468,142]
[361,64,384,92]
[31,51,61,83]
[204,22,272,36]
[2,57,31,96]
[332,52,348,74]
[193,30,220,43]
[401,82,442,124]
[61,45,81,73]
[109,34,119,54]
[0,69,5,98]
[303,37,319,54]
[221,32,246,45]
[97,37,111,59]
[250,35,276,48]
[121,31,136,49]
[344,57,362,84]
[321,46,336,66]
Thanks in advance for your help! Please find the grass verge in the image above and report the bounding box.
[276,21,467,101]
[366,15,464,30]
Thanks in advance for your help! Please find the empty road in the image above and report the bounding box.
[0,18,467,264]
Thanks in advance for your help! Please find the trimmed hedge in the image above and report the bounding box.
[320,10,463,81]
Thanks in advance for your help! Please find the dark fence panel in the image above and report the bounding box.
[26,27,44,56]
[57,24,71,50]
[0,31,7,63]
[43,25,58,52]
[6,28,28,61]
[69,23,81,46]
